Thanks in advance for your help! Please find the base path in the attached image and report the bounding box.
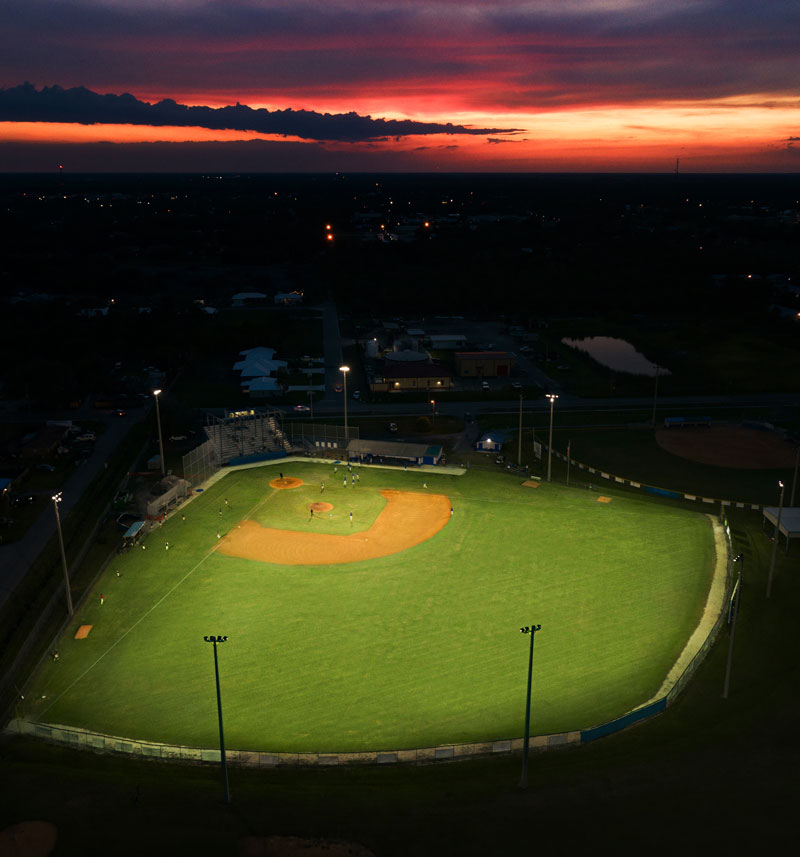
[218,490,451,566]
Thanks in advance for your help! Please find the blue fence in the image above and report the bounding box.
[580,697,667,743]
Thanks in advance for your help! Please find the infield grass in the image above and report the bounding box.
[23,461,716,753]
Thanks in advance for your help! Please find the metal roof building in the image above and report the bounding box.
[345,439,443,466]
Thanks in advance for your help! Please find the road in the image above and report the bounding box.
[0,407,149,609]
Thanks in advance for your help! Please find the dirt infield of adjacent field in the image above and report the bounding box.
[655,426,797,469]
[217,489,451,565]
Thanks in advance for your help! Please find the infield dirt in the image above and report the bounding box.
[217,489,451,565]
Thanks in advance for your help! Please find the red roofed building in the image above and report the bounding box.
[455,351,516,378]
[369,360,452,393]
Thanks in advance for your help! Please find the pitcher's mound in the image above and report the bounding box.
[309,502,333,513]
[270,477,303,489]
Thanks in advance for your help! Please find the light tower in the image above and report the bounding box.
[546,393,558,482]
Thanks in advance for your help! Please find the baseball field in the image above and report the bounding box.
[23,460,718,753]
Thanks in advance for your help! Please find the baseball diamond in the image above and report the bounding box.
[21,460,718,755]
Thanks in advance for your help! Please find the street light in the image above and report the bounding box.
[722,554,743,699]
[519,623,542,789]
[339,366,350,445]
[651,364,660,427]
[203,635,231,804]
[52,492,73,616]
[546,393,558,482]
[153,389,165,478]
[766,480,785,599]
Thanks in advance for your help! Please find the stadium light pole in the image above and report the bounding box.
[339,366,350,445]
[430,399,436,426]
[651,364,660,427]
[722,554,743,699]
[518,623,542,789]
[517,393,523,466]
[308,371,314,420]
[52,492,73,617]
[791,445,799,507]
[766,480,785,599]
[153,389,166,478]
[204,635,231,804]
[546,394,558,482]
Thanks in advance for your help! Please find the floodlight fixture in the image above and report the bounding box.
[723,555,744,698]
[340,366,350,443]
[152,388,166,477]
[204,634,231,804]
[546,394,558,482]
[766,480,786,599]
[518,623,542,789]
[52,492,73,616]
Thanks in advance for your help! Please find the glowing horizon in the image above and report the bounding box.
[2,1,798,171]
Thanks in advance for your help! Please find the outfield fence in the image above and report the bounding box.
[5,454,733,766]
[545,446,767,511]
[6,519,731,766]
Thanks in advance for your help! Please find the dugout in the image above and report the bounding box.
[122,520,146,547]
[345,439,443,466]
[762,506,800,552]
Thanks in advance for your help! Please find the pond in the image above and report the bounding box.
[561,336,669,377]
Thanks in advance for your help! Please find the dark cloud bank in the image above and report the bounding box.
[0,83,518,142]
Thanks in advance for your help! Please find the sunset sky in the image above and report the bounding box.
[1,0,798,172]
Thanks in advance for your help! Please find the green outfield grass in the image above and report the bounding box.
[22,461,717,754]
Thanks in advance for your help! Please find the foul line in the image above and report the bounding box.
[39,491,277,718]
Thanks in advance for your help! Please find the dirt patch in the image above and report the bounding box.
[74,625,92,639]
[308,502,333,514]
[218,489,450,566]
[597,496,612,503]
[522,480,540,488]
[0,821,57,857]
[656,426,796,469]
[270,477,303,489]
[239,836,374,857]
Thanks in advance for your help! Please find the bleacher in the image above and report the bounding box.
[204,411,292,464]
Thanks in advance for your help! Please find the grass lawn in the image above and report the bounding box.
[22,462,716,754]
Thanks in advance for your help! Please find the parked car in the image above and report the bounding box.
[293,404,311,412]
[352,390,361,400]
[0,516,15,527]
[511,381,522,390]
[481,381,490,391]
[333,383,343,393]
[35,463,56,472]
[388,422,398,433]
[75,432,96,442]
